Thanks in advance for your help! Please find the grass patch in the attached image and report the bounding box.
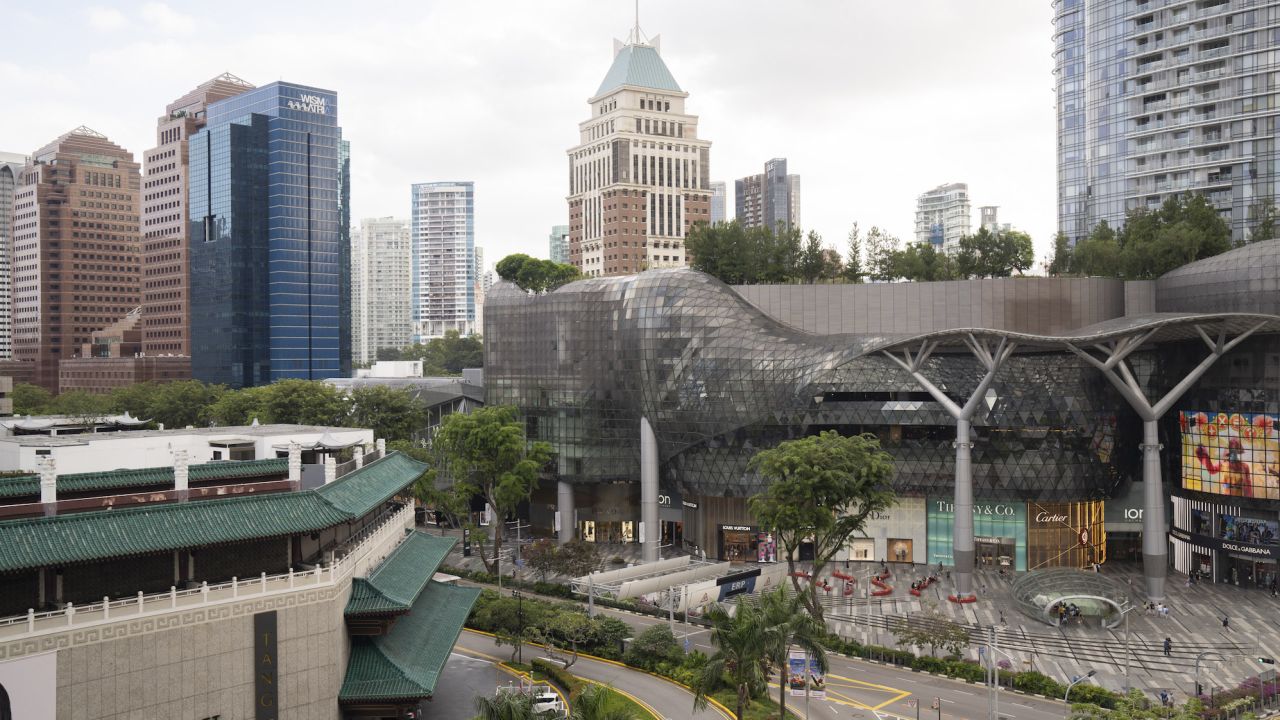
[708,689,789,720]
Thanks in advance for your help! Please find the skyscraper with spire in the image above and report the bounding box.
[566,18,712,277]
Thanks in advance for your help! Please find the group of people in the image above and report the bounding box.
[1052,602,1082,623]
[909,574,939,591]
[1144,601,1171,618]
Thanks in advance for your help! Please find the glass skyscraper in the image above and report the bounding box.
[1054,0,1280,245]
[189,81,350,387]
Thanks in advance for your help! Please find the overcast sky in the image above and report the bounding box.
[2,0,1057,269]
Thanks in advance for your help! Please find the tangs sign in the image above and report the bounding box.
[255,611,278,720]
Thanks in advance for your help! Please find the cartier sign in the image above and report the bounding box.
[1034,511,1069,524]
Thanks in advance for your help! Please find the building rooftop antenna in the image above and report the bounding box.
[628,0,648,45]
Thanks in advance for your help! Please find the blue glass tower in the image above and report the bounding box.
[189,81,350,387]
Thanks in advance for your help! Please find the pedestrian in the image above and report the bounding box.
[1222,615,1230,630]
[1164,637,1172,657]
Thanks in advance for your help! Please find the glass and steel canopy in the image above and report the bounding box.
[1011,568,1133,628]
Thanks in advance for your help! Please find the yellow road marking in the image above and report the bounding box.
[580,677,662,720]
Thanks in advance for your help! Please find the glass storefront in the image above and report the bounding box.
[718,525,777,563]
[1027,500,1107,569]
[578,520,636,544]
[927,499,1028,571]
[847,538,875,561]
[887,538,913,564]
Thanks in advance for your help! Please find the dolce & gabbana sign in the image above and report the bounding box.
[288,93,328,115]
[1169,526,1278,559]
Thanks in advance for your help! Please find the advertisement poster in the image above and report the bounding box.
[1220,515,1279,545]
[788,649,807,697]
[809,654,826,699]
[756,532,777,563]
[1180,411,1280,499]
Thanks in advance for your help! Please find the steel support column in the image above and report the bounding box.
[557,481,574,546]
[640,416,660,563]
[1067,320,1265,602]
[885,335,1016,601]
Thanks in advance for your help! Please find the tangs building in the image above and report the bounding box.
[485,240,1280,593]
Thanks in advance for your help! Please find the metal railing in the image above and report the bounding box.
[0,502,414,640]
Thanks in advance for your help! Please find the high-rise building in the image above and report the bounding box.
[567,25,713,277]
[914,182,971,252]
[411,181,477,340]
[142,73,254,360]
[1053,0,1280,245]
[188,81,350,388]
[351,217,412,365]
[12,127,142,391]
[0,151,26,360]
[709,181,727,225]
[549,224,570,264]
[734,158,800,232]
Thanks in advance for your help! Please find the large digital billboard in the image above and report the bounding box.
[1180,411,1280,499]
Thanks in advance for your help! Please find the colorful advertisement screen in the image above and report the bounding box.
[1180,411,1280,499]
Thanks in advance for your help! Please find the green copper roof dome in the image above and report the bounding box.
[595,43,682,97]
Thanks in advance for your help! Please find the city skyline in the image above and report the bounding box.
[1,1,1057,268]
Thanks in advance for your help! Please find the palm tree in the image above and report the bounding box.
[472,691,544,720]
[571,683,639,720]
[759,587,829,719]
[692,602,770,720]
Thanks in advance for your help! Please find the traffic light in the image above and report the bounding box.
[1196,683,1204,696]
[1260,658,1277,665]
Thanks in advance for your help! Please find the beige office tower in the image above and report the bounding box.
[141,72,254,357]
[351,216,413,364]
[12,128,142,391]
[0,151,27,360]
[567,26,712,277]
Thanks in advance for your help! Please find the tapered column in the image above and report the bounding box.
[953,419,976,597]
[558,480,575,546]
[1141,420,1167,602]
[640,417,659,563]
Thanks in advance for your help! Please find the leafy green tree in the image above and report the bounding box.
[389,330,484,375]
[748,431,896,622]
[882,243,958,281]
[843,223,864,283]
[553,539,601,578]
[348,385,427,442]
[891,603,970,657]
[758,587,828,718]
[50,390,113,424]
[472,690,546,720]
[258,379,352,426]
[11,383,53,415]
[208,386,270,426]
[524,538,559,582]
[428,406,553,574]
[623,624,683,671]
[692,602,769,720]
[956,228,1035,278]
[1047,231,1073,277]
[496,253,581,293]
[1070,221,1121,277]
[797,230,828,283]
[150,380,226,428]
[547,611,595,670]
[864,226,902,281]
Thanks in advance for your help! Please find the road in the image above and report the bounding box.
[455,629,732,720]
[458,580,1070,720]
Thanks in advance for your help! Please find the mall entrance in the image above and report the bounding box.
[976,536,1016,568]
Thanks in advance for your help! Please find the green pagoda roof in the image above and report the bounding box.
[339,581,481,703]
[345,531,456,616]
[0,457,289,500]
[0,452,426,573]
[595,43,681,98]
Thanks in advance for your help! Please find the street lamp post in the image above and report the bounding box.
[1118,604,1137,694]
[1065,670,1097,702]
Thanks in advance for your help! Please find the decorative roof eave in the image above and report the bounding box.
[344,532,457,617]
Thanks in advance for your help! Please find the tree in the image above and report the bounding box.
[50,390,113,425]
[623,624,683,671]
[349,385,428,442]
[1070,221,1121,277]
[524,538,559,582]
[692,602,769,720]
[472,690,547,720]
[1072,194,1232,279]
[881,243,958,282]
[554,539,602,578]
[496,253,581,293]
[797,231,829,283]
[863,226,901,281]
[956,228,1034,278]
[843,223,864,283]
[570,684,639,720]
[891,603,970,657]
[758,587,827,719]
[1047,231,1073,277]
[11,383,52,415]
[208,385,270,426]
[748,431,896,623]
[428,406,553,575]
[1251,198,1278,244]
[258,379,352,426]
[547,611,595,670]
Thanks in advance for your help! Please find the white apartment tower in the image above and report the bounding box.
[0,151,26,359]
[914,182,972,252]
[351,217,413,364]
[411,182,477,340]
[567,25,713,277]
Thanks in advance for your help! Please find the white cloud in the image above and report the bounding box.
[140,2,195,34]
[86,6,126,30]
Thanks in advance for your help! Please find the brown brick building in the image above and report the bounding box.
[141,73,254,358]
[11,127,142,391]
[567,30,712,278]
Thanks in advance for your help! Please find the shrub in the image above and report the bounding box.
[1067,684,1119,709]
[624,624,683,671]
[945,660,988,684]
[532,657,580,695]
[1012,671,1066,697]
[911,655,948,674]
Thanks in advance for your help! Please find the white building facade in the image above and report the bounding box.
[352,216,413,364]
[914,182,972,252]
[0,151,25,359]
[567,29,713,277]
[411,182,477,340]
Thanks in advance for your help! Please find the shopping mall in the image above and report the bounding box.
[486,240,1280,598]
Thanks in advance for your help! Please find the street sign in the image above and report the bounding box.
[931,697,940,709]
[907,699,918,708]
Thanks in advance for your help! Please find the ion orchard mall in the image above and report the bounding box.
[486,240,1280,602]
